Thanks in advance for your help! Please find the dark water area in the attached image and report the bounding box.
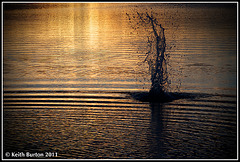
[3,3,238,159]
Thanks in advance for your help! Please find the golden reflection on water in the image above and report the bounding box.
[4,3,236,94]
[4,3,141,81]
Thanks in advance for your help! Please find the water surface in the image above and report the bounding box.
[3,3,237,159]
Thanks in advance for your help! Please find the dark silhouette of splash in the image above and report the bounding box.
[127,12,213,103]
[127,12,174,102]
[144,13,168,98]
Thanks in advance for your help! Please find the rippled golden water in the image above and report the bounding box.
[3,3,237,159]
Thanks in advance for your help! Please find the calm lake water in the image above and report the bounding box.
[3,3,237,159]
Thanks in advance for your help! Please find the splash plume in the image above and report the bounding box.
[127,12,172,101]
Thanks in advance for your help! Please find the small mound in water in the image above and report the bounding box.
[129,92,210,103]
[129,92,173,102]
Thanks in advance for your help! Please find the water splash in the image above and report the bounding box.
[127,12,173,102]
[144,14,168,95]
[127,12,208,102]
